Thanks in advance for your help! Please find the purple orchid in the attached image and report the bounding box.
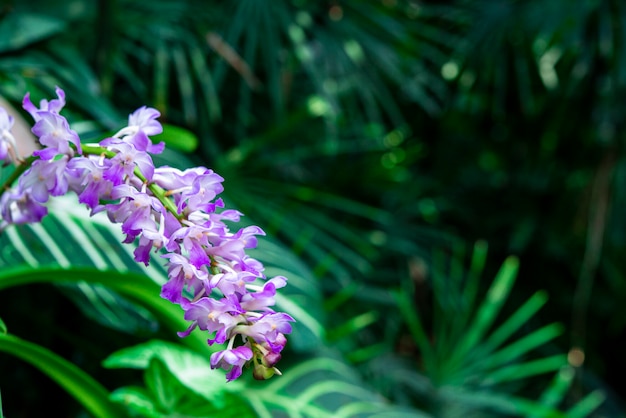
[19,157,72,202]
[160,253,209,302]
[0,107,16,162]
[22,86,66,121]
[178,296,245,344]
[101,106,164,154]
[102,142,155,185]
[0,88,294,382]
[66,157,113,209]
[0,188,47,230]
[210,346,254,382]
[31,112,81,158]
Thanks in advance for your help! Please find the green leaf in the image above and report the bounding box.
[254,238,326,351]
[535,366,575,413]
[145,358,182,413]
[244,353,428,418]
[438,387,568,417]
[0,13,66,53]
[154,123,199,153]
[484,354,568,384]
[0,196,165,335]
[326,311,379,342]
[462,240,489,319]
[0,265,208,354]
[484,323,565,370]
[449,256,520,367]
[393,287,436,376]
[146,357,255,417]
[480,290,550,356]
[109,387,161,418]
[0,333,125,418]
[105,341,256,417]
[56,283,159,335]
[103,340,230,403]
[0,318,5,335]
[0,193,324,352]
[565,390,605,418]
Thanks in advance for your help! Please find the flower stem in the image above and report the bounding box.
[0,155,38,199]
[80,143,183,220]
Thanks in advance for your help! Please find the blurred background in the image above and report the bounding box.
[0,0,625,416]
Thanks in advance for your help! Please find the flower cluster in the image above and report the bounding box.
[0,88,294,381]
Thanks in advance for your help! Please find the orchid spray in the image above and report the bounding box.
[0,88,294,382]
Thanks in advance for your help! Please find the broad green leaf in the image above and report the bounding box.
[0,318,5,335]
[103,339,230,403]
[0,196,166,335]
[145,358,185,413]
[109,387,161,418]
[108,340,430,418]
[0,265,208,354]
[104,341,256,417]
[142,357,256,417]
[0,333,125,418]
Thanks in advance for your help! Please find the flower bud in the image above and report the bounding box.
[253,362,278,380]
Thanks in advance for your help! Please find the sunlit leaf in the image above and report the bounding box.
[103,339,230,402]
[109,386,161,418]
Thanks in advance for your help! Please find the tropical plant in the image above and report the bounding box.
[1,0,625,416]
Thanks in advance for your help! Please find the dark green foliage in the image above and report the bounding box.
[1,0,624,416]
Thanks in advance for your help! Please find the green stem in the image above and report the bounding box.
[80,144,183,219]
[0,156,38,199]
[2,144,183,223]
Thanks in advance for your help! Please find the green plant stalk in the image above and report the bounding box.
[80,144,182,220]
[0,156,37,200]
[0,332,126,418]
